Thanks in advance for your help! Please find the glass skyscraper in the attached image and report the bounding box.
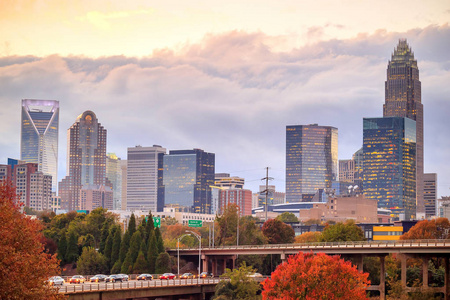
[363,117,416,220]
[59,111,108,211]
[286,124,338,203]
[163,149,215,213]
[383,39,424,216]
[21,99,59,192]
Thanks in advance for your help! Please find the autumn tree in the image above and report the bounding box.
[216,204,239,246]
[262,252,370,300]
[320,220,365,242]
[213,263,261,300]
[0,182,64,300]
[401,218,450,240]
[276,212,298,223]
[262,218,295,244]
[295,231,322,243]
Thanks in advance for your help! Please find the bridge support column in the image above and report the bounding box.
[400,254,407,289]
[422,256,429,289]
[280,252,286,263]
[355,255,364,272]
[232,255,237,269]
[379,255,385,300]
[202,254,208,274]
[212,258,217,275]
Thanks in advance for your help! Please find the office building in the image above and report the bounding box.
[21,99,59,192]
[80,184,113,211]
[258,185,285,206]
[363,117,416,220]
[286,124,338,202]
[59,111,108,211]
[126,145,166,212]
[218,188,253,216]
[106,153,122,210]
[423,173,437,218]
[214,173,245,189]
[163,149,215,213]
[120,160,127,210]
[383,40,424,217]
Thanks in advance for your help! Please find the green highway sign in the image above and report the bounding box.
[188,220,202,227]
[153,216,161,228]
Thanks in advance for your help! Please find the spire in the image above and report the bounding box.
[390,39,417,67]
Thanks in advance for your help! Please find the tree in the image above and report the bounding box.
[155,227,165,254]
[119,230,131,263]
[128,213,136,237]
[320,220,365,242]
[262,252,370,300]
[213,263,260,300]
[66,230,79,263]
[276,212,298,223]
[147,232,158,273]
[121,231,141,273]
[133,251,148,274]
[57,230,67,263]
[401,218,450,240]
[262,219,295,244]
[238,216,267,246]
[76,247,108,275]
[216,204,239,246]
[110,228,121,269]
[0,181,64,299]
[155,252,171,274]
[80,233,95,249]
[295,231,322,243]
[99,221,110,253]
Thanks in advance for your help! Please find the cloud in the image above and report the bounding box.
[0,24,449,196]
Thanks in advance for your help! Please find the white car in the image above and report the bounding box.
[48,276,65,286]
[118,274,129,281]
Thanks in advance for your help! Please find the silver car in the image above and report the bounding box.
[48,276,65,286]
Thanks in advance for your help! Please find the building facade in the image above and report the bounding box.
[126,145,166,212]
[258,185,285,207]
[286,124,338,202]
[106,153,122,210]
[21,99,59,192]
[363,117,416,220]
[163,149,215,214]
[423,173,437,218]
[59,111,108,211]
[218,189,253,216]
[383,40,424,217]
[80,184,113,211]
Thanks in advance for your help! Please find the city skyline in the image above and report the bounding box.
[0,2,449,197]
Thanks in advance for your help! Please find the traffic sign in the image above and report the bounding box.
[188,220,202,227]
[153,216,161,228]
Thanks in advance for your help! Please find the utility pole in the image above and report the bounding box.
[261,167,273,222]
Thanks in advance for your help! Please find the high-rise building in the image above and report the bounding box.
[163,149,215,213]
[363,117,416,220]
[286,124,338,202]
[383,40,424,217]
[219,189,253,216]
[120,160,127,210]
[215,173,245,189]
[423,173,437,218]
[21,99,59,192]
[126,145,166,212]
[80,184,113,211]
[258,185,285,207]
[59,111,108,211]
[106,153,122,210]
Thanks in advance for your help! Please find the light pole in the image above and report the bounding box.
[177,233,191,276]
[186,230,201,276]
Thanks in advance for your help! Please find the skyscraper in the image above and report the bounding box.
[106,153,122,210]
[423,173,437,218]
[126,145,166,212]
[59,111,108,211]
[286,124,338,202]
[21,99,59,192]
[363,117,416,220]
[383,39,424,217]
[163,149,215,213]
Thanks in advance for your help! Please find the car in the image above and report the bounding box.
[248,273,263,278]
[105,274,123,283]
[159,273,176,280]
[48,276,65,286]
[180,272,195,279]
[199,272,214,278]
[90,274,107,283]
[69,275,86,284]
[137,274,153,281]
[118,274,129,281]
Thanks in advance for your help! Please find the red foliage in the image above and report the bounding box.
[262,218,295,244]
[0,181,65,299]
[400,218,450,240]
[262,252,370,300]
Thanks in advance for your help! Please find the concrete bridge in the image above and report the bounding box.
[169,239,450,299]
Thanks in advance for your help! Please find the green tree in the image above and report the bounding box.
[213,263,261,300]
[81,233,95,249]
[119,230,131,263]
[262,219,295,244]
[128,213,136,237]
[276,212,298,223]
[103,227,115,268]
[133,251,148,274]
[320,220,365,242]
[238,216,267,246]
[155,227,165,254]
[66,230,79,263]
[147,232,158,273]
[111,228,121,268]
[77,247,108,275]
[57,230,67,263]
[155,252,171,274]
[121,231,142,273]
[111,260,122,274]
[216,204,239,246]
[99,221,110,253]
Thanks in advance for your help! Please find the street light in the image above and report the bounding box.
[186,230,201,276]
[177,233,192,276]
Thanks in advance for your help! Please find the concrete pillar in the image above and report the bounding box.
[232,255,236,269]
[281,252,286,263]
[202,255,208,274]
[445,257,449,300]
[379,255,386,300]
[212,258,217,275]
[401,254,407,289]
[222,258,227,274]
[422,257,429,289]
[356,255,364,273]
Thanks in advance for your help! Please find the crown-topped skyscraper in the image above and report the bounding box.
[383,39,424,217]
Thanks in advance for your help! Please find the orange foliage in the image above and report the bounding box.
[262,252,370,300]
[294,231,322,244]
[0,181,65,299]
[400,218,450,240]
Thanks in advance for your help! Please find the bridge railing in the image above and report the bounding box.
[172,239,450,251]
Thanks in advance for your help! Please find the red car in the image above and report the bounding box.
[69,275,85,284]
[159,273,176,280]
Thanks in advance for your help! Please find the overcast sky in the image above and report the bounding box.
[0,1,449,196]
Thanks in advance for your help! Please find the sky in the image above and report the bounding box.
[0,0,449,197]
